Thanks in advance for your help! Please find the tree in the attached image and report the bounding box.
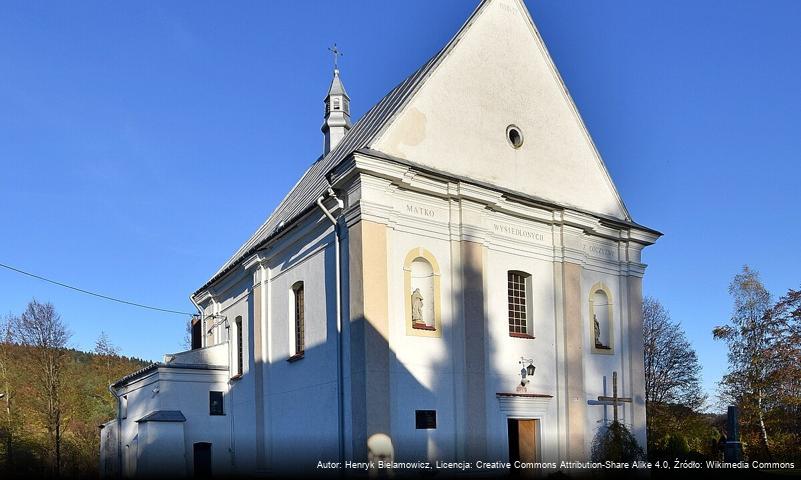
[182,317,193,351]
[713,266,776,460]
[11,300,71,476]
[591,420,645,463]
[760,287,801,461]
[643,297,705,407]
[643,296,705,444]
[0,314,16,470]
[94,331,119,383]
[94,331,118,358]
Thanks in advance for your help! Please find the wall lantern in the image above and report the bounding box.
[519,357,536,386]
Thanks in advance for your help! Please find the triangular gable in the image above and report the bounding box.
[197,0,631,292]
[370,0,630,220]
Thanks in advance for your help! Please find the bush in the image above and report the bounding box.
[591,421,645,462]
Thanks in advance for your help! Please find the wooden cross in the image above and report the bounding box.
[594,371,631,424]
[328,43,343,70]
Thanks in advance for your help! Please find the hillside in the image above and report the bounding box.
[0,342,149,478]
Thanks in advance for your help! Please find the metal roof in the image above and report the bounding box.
[136,410,187,423]
[111,362,228,389]
[326,69,349,99]
[196,2,489,295]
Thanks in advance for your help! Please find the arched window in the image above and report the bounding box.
[235,316,243,376]
[507,271,533,338]
[589,284,613,353]
[292,282,305,356]
[403,248,442,337]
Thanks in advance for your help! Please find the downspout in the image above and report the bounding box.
[315,186,345,463]
[108,384,122,479]
[226,318,235,469]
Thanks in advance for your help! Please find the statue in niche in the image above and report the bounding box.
[411,288,424,325]
[594,314,609,349]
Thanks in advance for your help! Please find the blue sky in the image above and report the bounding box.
[1,1,799,406]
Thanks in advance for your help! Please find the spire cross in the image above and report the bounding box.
[328,43,343,70]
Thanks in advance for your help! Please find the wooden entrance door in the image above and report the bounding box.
[508,418,539,472]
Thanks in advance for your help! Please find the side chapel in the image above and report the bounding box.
[101,0,660,476]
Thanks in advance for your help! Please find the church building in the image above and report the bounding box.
[100,0,660,476]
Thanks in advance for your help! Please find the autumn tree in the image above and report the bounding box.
[713,266,776,460]
[643,297,705,408]
[642,297,709,457]
[759,287,801,461]
[12,300,71,476]
[0,314,16,470]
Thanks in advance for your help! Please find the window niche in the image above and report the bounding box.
[404,248,441,338]
[589,283,614,354]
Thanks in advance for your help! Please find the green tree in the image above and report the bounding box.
[591,421,645,463]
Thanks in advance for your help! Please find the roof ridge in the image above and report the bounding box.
[196,1,493,293]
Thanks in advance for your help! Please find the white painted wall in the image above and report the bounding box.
[372,0,628,220]
[263,230,341,465]
[107,367,231,478]
[387,227,456,462]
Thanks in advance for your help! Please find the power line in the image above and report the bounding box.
[0,262,195,316]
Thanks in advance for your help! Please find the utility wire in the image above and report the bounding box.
[0,262,195,316]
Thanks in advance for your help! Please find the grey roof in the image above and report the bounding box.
[326,69,349,98]
[111,362,228,389]
[136,410,187,423]
[196,2,489,294]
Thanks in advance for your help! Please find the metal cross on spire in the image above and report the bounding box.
[328,43,343,70]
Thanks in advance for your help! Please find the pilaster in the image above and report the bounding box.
[347,219,391,460]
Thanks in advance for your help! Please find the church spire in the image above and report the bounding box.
[322,44,351,154]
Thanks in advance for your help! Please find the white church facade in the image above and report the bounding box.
[100,0,660,476]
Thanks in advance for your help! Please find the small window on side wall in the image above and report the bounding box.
[290,282,305,359]
[508,271,533,338]
[209,391,224,415]
[235,316,243,376]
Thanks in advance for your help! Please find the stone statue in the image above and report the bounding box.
[367,433,395,478]
[594,314,608,349]
[411,288,424,324]
[594,314,603,348]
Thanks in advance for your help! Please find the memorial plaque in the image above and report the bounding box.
[415,410,437,429]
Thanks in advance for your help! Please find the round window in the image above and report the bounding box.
[506,125,523,149]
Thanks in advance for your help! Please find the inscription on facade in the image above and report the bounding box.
[585,243,615,259]
[492,223,546,243]
[405,203,436,218]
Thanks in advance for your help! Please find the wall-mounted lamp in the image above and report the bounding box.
[519,357,536,386]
